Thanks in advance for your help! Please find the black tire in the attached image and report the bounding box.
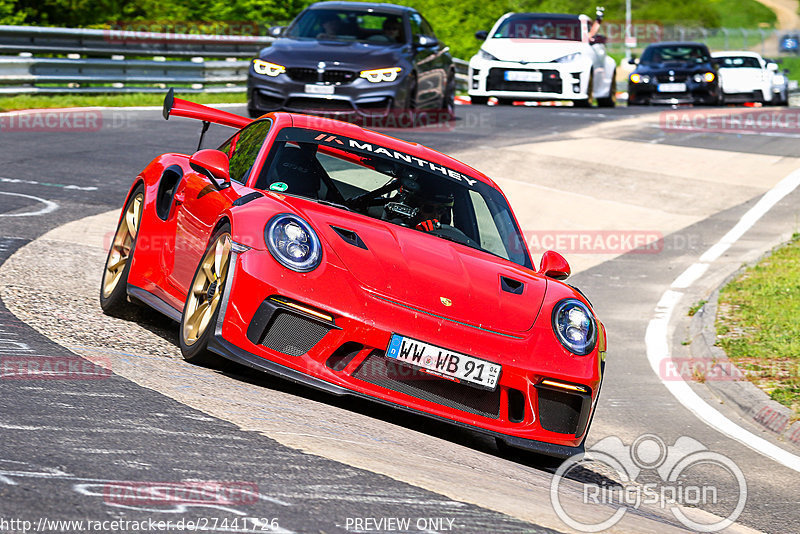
[400,73,418,126]
[100,184,144,317]
[248,107,263,119]
[470,96,489,105]
[574,71,594,108]
[596,71,617,108]
[441,70,456,119]
[496,98,515,106]
[179,223,232,366]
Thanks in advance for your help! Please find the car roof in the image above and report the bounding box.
[505,12,581,20]
[712,50,761,57]
[647,41,708,47]
[268,113,500,190]
[307,1,414,15]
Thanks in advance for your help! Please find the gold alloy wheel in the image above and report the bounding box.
[182,233,231,346]
[102,192,143,299]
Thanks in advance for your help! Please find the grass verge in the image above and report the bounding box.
[0,92,247,112]
[716,233,800,416]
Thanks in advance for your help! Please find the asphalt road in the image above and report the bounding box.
[1,102,799,533]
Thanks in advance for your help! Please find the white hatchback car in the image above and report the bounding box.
[468,12,617,107]
[713,51,776,104]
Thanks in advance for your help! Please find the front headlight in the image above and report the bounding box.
[265,214,322,272]
[552,299,597,355]
[477,49,499,61]
[773,75,786,84]
[630,73,651,84]
[554,52,581,63]
[253,59,285,77]
[360,67,402,83]
[693,72,715,83]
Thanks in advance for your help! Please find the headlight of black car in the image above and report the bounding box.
[265,214,322,272]
[552,299,597,355]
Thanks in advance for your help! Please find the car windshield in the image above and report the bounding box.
[717,56,761,68]
[255,128,532,269]
[641,45,710,64]
[286,8,406,44]
[492,16,582,41]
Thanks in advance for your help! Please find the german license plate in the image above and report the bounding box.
[304,84,334,95]
[386,334,501,390]
[657,82,686,92]
[505,70,542,82]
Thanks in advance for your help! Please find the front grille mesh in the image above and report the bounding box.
[353,351,501,418]
[261,312,330,356]
[286,68,357,85]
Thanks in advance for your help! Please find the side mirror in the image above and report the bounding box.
[538,250,571,280]
[475,30,488,40]
[269,25,286,37]
[415,35,438,48]
[627,54,638,65]
[190,149,230,188]
[767,62,779,72]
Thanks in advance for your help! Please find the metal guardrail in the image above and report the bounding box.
[453,57,468,92]
[0,24,272,94]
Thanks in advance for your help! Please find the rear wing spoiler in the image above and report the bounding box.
[162,88,251,130]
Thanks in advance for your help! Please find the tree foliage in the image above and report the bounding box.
[2,0,775,59]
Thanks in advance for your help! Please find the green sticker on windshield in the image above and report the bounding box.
[270,181,288,192]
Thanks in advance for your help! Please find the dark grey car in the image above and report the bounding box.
[247,2,455,121]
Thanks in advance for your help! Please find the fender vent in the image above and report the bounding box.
[331,226,367,250]
[233,192,263,206]
[500,276,524,295]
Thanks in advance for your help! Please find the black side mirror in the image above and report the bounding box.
[475,30,488,40]
[415,34,438,48]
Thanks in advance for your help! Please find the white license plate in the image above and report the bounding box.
[304,84,334,95]
[657,83,686,92]
[386,334,501,390]
[504,71,542,82]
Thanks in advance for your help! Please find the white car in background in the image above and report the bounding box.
[468,12,617,107]
[713,51,775,104]
[766,59,790,106]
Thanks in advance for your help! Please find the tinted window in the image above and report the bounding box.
[492,16,582,41]
[287,8,406,44]
[641,45,710,64]
[218,119,272,185]
[256,128,532,268]
[717,56,762,68]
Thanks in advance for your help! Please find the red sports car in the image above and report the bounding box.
[100,90,606,458]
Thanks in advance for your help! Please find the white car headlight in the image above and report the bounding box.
[359,67,402,83]
[477,49,499,61]
[253,59,285,77]
[554,52,581,63]
[773,75,786,84]
[552,299,597,355]
[265,214,322,272]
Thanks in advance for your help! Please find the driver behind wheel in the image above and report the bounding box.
[413,193,453,233]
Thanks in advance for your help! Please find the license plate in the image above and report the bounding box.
[304,84,334,95]
[504,71,542,82]
[657,83,686,92]
[386,334,501,390]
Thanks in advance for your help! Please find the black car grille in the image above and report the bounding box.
[655,72,689,83]
[487,68,562,93]
[259,311,331,357]
[286,68,357,85]
[352,351,502,419]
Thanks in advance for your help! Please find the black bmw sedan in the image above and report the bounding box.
[628,42,720,105]
[247,2,455,121]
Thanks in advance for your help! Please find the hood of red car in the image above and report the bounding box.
[299,206,546,334]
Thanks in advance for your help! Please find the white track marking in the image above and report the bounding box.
[646,168,800,473]
[0,191,58,217]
